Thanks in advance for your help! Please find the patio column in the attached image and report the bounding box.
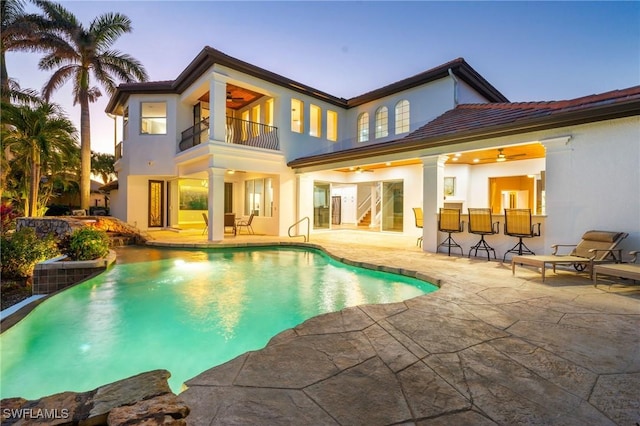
[540,135,572,249]
[420,155,448,252]
[370,183,378,229]
[207,167,226,242]
[209,72,228,142]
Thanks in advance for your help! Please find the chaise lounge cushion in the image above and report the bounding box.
[572,230,625,258]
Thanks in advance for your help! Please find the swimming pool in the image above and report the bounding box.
[0,246,437,399]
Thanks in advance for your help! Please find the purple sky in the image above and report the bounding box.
[7,1,640,154]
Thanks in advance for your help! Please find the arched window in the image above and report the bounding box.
[357,112,369,142]
[395,100,410,134]
[375,106,388,139]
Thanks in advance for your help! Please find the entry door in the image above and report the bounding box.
[148,180,164,227]
[331,196,341,225]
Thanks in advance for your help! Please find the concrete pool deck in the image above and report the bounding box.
[145,229,640,425]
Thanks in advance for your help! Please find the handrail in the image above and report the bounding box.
[288,216,310,242]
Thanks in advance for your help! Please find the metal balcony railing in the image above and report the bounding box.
[178,116,279,152]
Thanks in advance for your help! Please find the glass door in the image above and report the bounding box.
[381,180,403,232]
[313,182,331,229]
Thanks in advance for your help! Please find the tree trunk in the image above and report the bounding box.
[28,142,41,217]
[80,95,91,211]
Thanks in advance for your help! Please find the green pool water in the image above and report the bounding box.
[0,246,437,399]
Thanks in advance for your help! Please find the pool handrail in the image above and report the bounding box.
[288,217,310,242]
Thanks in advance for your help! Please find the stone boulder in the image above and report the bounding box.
[0,370,189,426]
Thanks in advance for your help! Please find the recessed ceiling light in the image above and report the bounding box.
[473,158,480,163]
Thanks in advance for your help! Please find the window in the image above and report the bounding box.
[375,106,388,138]
[291,99,303,133]
[395,100,410,134]
[310,104,321,138]
[265,99,274,127]
[245,178,273,217]
[241,110,250,140]
[327,110,338,142]
[140,102,167,135]
[123,106,129,139]
[357,112,369,142]
[251,105,261,136]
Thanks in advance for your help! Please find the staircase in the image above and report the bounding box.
[358,209,372,227]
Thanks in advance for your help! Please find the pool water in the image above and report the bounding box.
[0,246,436,399]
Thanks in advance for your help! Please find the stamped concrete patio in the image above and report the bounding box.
[146,229,639,425]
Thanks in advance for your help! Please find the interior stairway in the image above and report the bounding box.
[358,210,372,227]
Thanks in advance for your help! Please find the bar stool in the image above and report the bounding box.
[412,207,423,247]
[438,208,464,256]
[467,208,499,260]
[503,208,541,261]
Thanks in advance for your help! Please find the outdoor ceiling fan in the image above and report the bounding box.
[481,148,526,162]
[226,91,244,102]
[352,166,374,173]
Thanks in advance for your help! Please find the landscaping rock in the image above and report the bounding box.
[0,370,189,426]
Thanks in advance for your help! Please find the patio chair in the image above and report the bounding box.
[224,213,237,236]
[502,209,541,261]
[467,208,499,261]
[413,207,423,247]
[593,250,640,287]
[438,208,463,256]
[202,213,208,235]
[237,213,255,235]
[512,230,628,281]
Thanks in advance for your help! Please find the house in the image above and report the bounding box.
[105,46,640,256]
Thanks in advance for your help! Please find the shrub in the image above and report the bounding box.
[0,227,60,278]
[1,203,19,235]
[64,227,110,261]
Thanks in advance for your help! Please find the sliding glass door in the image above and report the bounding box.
[381,180,403,232]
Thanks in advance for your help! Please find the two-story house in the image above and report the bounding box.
[105,46,640,253]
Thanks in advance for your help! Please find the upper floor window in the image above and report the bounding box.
[310,104,322,138]
[395,100,410,135]
[291,99,303,133]
[123,106,129,139]
[140,102,167,135]
[266,99,274,127]
[357,112,369,142]
[375,106,388,139]
[327,110,338,142]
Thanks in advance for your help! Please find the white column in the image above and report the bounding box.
[210,72,228,142]
[540,135,572,248]
[369,183,377,229]
[421,155,448,252]
[207,167,226,241]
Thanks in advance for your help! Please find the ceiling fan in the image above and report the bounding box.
[226,91,244,102]
[481,148,527,162]
[352,166,374,173]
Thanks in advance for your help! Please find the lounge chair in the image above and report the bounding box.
[593,251,640,286]
[511,230,628,281]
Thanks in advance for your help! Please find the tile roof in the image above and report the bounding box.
[403,86,640,142]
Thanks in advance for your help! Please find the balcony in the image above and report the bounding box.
[179,116,279,152]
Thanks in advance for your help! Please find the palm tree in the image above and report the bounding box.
[34,0,147,211]
[91,151,115,184]
[1,0,57,103]
[1,99,78,216]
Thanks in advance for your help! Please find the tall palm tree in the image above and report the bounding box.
[34,0,147,211]
[1,0,56,103]
[1,99,78,216]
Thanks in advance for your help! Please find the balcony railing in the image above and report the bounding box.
[179,116,279,152]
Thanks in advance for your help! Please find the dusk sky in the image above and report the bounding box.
[6,1,640,154]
